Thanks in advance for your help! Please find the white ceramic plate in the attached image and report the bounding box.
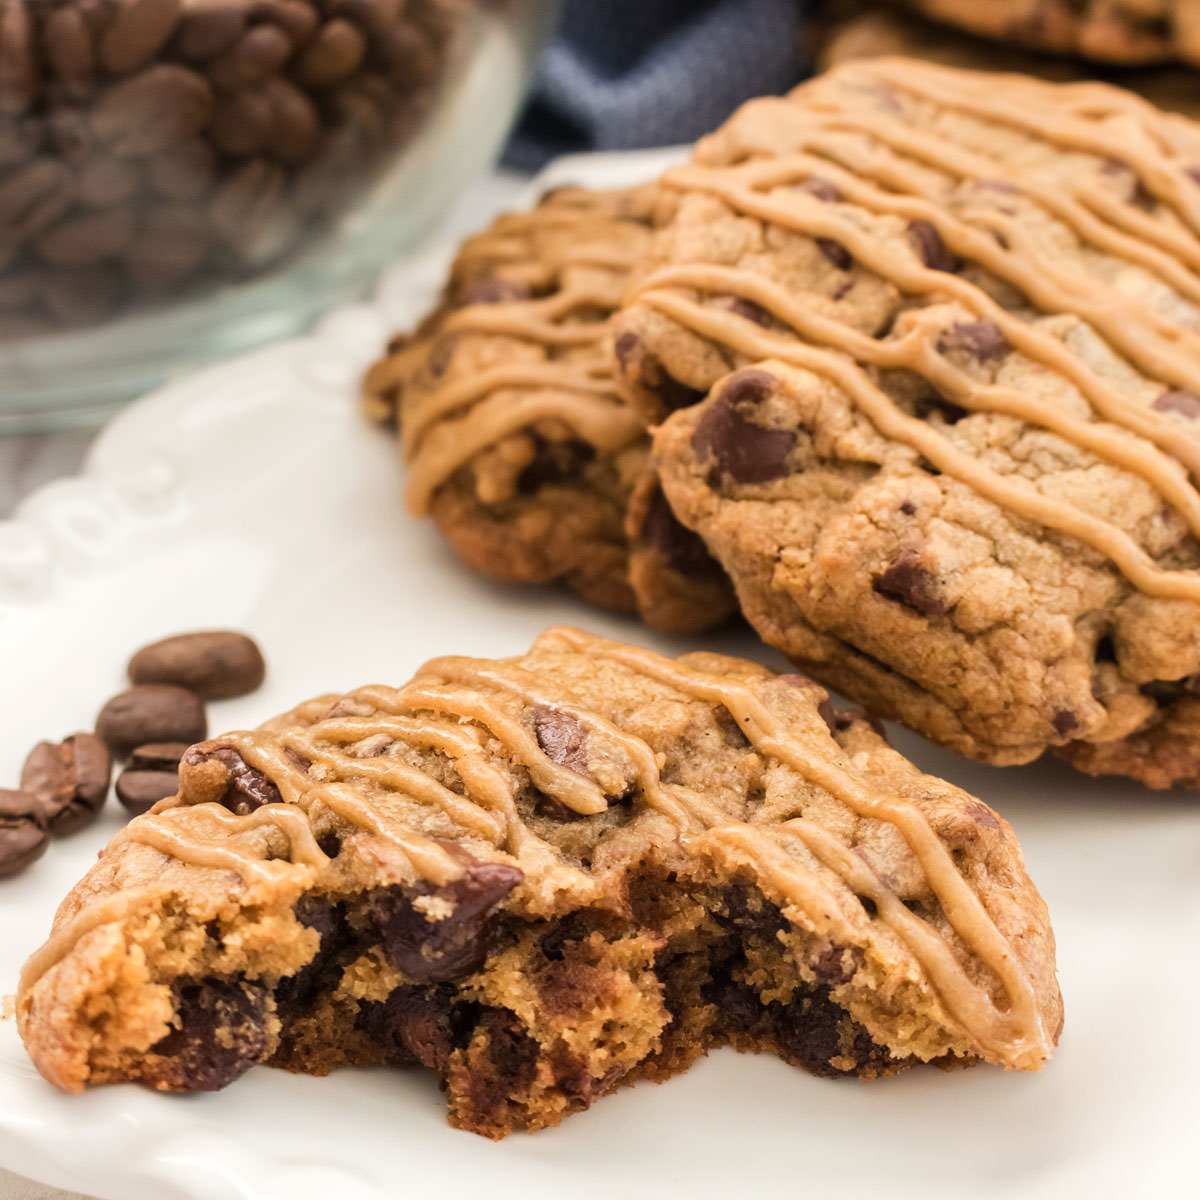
[1,149,1197,1200]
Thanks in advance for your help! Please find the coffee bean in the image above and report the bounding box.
[252,0,319,46]
[0,787,48,877]
[532,707,589,775]
[128,631,266,700]
[208,22,293,90]
[20,733,112,835]
[43,7,95,100]
[147,138,216,200]
[100,0,183,75]
[128,741,191,772]
[175,2,246,61]
[262,79,321,165]
[116,768,180,815]
[292,18,366,87]
[370,855,524,983]
[35,206,135,265]
[96,685,207,757]
[0,113,41,166]
[91,65,214,158]
[0,159,73,237]
[181,744,281,813]
[76,156,140,208]
[210,90,274,158]
[209,158,284,255]
[0,0,37,115]
[125,205,209,286]
[40,265,122,324]
[873,548,947,617]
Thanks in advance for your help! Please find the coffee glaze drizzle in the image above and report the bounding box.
[21,628,1055,1071]
[362,188,653,516]
[631,58,1200,603]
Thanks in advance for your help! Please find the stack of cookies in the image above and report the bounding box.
[365,56,1200,792]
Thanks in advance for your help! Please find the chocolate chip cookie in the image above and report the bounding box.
[623,58,1200,784]
[18,627,1061,1138]
[363,184,735,633]
[895,0,1200,66]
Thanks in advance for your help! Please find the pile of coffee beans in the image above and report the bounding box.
[0,0,461,338]
[1,629,266,878]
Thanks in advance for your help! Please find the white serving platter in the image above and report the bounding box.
[0,148,1196,1200]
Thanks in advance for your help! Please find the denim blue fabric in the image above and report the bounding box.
[504,0,807,168]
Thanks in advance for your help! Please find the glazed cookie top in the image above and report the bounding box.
[362,185,654,518]
[897,0,1200,66]
[616,59,1200,739]
[20,628,1060,1074]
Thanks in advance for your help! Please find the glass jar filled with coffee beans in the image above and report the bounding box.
[0,0,553,427]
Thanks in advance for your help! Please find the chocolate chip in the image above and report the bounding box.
[692,372,796,486]
[639,486,720,578]
[727,296,772,326]
[0,787,49,878]
[20,733,112,835]
[128,631,266,700]
[370,856,523,983]
[907,219,961,273]
[615,333,706,413]
[796,177,840,203]
[873,548,947,617]
[532,707,590,775]
[817,701,887,740]
[816,238,851,270]
[275,896,348,1011]
[1052,709,1079,737]
[613,330,638,369]
[1140,679,1193,707]
[181,745,281,814]
[358,984,466,1071]
[96,685,207,757]
[1153,389,1200,418]
[913,391,968,425]
[516,438,596,493]
[148,979,272,1091]
[964,799,1002,830]
[772,988,892,1077]
[115,769,179,815]
[702,969,762,1033]
[937,320,1010,364]
[812,945,854,987]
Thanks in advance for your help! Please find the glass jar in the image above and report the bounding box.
[0,0,556,430]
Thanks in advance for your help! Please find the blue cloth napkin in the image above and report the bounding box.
[504,0,807,168]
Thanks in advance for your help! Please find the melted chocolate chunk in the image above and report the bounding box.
[813,945,854,987]
[907,219,961,273]
[615,332,706,412]
[182,745,282,814]
[816,237,851,270]
[454,278,531,307]
[517,438,596,493]
[1140,678,1194,707]
[275,897,348,1011]
[532,707,590,775]
[692,372,796,486]
[873,548,947,617]
[1153,389,1200,418]
[702,968,762,1033]
[1052,709,1079,737]
[640,486,721,578]
[149,980,272,1091]
[727,296,772,326]
[937,320,1010,364]
[817,701,886,741]
[796,177,841,203]
[370,858,523,983]
[358,984,469,1072]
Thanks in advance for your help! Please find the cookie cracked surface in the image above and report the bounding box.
[616,58,1200,783]
[18,628,1060,1138]
[362,184,735,633]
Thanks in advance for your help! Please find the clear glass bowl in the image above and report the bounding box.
[0,0,556,431]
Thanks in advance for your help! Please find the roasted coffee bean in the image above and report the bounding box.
[252,0,319,46]
[208,158,285,256]
[125,205,209,286]
[210,89,273,158]
[292,18,366,87]
[147,979,272,1091]
[40,264,122,323]
[129,631,265,700]
[873,547,947,617]
[76,155,140,208]
[207,22,293,90]
[261,78,321,166]
[175,2,246,61]
[35,206,135,265]
[91,65,214,157]
[99,0,184,75]
[128,741,190,772]
[0,159,72,237]
[20,733,112,835]
[147,138,216,200]
[370,856,524,983]
[115,768,180,814]
[43,7,94,99]
[181,744,281,813]
[0,112,41,166]
[0,787,48,877]
[0,0,37,115]
[96,684,207,756]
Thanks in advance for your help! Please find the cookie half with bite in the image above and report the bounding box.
[18,627,1061,1138]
